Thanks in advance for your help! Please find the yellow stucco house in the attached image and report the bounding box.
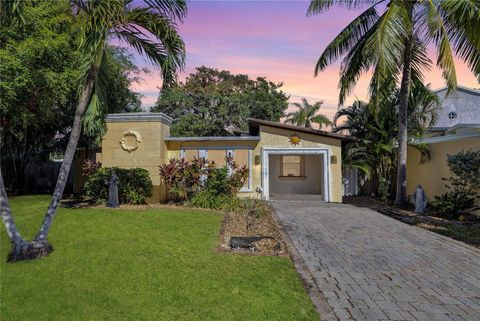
[83,113,352,203]
[407,86,480,203]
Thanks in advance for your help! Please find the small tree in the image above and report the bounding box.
[433,150,480,218]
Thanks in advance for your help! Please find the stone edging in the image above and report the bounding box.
[269,205,338,321]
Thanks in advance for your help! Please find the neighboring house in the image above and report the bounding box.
[75,113,353,203]
[407,85,480,203]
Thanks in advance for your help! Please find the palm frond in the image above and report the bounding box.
[0,0,25,26]
[420,0,458,92]
[439,0,480,83]
[314,4,380,75]
[307,0,380,15]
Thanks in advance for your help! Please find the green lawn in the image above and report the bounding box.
[1,195,319,321]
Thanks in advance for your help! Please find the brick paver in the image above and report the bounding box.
[272,201,480,321]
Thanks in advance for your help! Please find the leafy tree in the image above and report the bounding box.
[0,1,142,192]
[433,150,480,218]
[284,98,332,129]
[335,83,439,200]
[153,66,289,136]
[0,0,186,262]
[308,0,480,206]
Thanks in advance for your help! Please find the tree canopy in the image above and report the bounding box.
[152,66,289,136]
[0,0,142,191]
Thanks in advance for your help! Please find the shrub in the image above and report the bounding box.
[433,149,480,217]
[82,159,102,176]
[159,158,213,202]
[84,167,153,204]
[179,157,249,210]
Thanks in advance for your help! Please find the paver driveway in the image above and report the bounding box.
[272,201,480,321]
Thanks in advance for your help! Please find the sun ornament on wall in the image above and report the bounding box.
[120,130,142,152]
[289,133,301,146]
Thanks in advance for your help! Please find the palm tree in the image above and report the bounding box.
[334,82,439,199]
[284,98,332,129]
[0,0,186,262]
[308,0,480,206]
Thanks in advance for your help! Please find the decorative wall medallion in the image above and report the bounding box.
[289,133,301,146]
[120,130,142,152]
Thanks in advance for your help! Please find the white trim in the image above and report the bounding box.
[413,132,480,144]
[261,147,331,201]
[180,146,252,150]
[239,149,253,192]
[165,136,260,142]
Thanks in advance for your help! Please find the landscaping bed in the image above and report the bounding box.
[344,196,480,248]
[218,200,287,256]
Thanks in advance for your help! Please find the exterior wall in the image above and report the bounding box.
[407,137,480,203]
[252,125,343,202]
[433,87,480,129]
[269,154,323,195]
[102,120,170,203]
[99,116,344,203]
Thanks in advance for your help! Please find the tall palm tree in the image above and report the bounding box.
[0,0,186,262]
[334,82,439,199]
[284,98,333,129]
[308,0,480,206]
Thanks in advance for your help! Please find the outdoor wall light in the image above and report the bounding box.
[255,155,261,165]
[330,155,337,164]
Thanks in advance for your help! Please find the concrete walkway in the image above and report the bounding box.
[271,201,480,321]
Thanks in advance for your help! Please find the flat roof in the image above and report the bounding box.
[105,112,173,125]
[248,118,354,141]
[164,136,261,142]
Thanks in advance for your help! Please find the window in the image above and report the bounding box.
[448,111,457,120]
[281,155,304,178]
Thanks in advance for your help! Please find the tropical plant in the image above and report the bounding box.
[284,98,332,129]
[159,157,213,202]
[0,0,186,262]
[308,0,480,206]
[433,149,480,218]
[335,82,439,200]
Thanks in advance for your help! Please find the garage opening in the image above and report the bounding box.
[268,154,324,200]
[262,148,330,201]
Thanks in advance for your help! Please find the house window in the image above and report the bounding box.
[448,111,457,120]
[280,155,304,178]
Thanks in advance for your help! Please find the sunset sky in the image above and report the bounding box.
[130,0,479,120]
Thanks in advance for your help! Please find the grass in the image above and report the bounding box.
[1,195,319,321]
[416,222,480,248]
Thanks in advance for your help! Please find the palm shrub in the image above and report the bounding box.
[433,150,480,218]
[284,98,332,129]
[83,167,153,204]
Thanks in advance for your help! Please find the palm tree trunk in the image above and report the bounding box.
[4,64,100,262]
[35,66,100,242]
[395,30,413,207]
[0,166,28,249]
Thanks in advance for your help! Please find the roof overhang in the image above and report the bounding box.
[413,132,480,144]
[105,112,173,125]
[164,136,261,142]
[248,118,355,141]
